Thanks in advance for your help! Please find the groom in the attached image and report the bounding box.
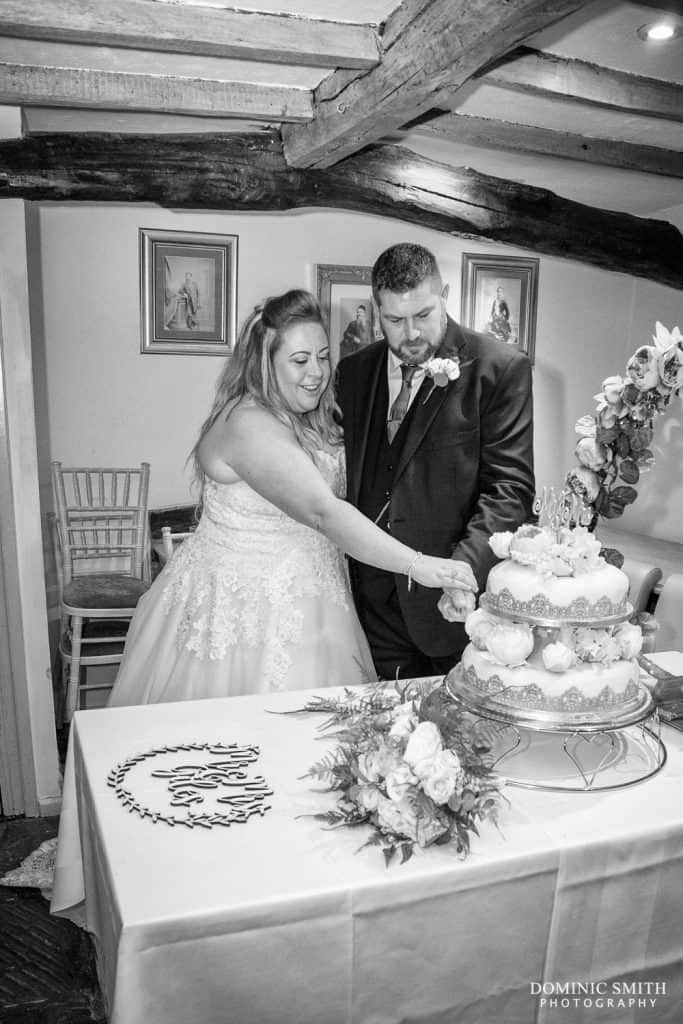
[336,243,535,680]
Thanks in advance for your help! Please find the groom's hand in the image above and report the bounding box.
[438,588,476,622]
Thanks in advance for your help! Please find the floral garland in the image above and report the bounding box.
[304,681,503,866]
[566,322,682,526]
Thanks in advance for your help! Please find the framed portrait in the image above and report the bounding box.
[140,228,238,355]
[460,253,539,364]
[315,264,383,364]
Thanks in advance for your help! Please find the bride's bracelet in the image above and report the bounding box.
[406,550,424,592]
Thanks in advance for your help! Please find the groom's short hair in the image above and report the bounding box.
[372,244,442,301]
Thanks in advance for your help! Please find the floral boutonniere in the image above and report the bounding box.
[422,356,461,404]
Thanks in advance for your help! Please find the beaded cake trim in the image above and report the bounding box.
[486,587,627,621]
[463,663,639,712]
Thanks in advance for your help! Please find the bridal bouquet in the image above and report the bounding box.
[566,321,682,526]
[304,681,503,865]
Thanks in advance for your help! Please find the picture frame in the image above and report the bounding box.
[460,253,539,365]
[140,228,238,355]
[315,264,383,364]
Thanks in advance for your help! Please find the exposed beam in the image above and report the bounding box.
[482,47,683,122]
[282,0,592,169]
[420,112,683,178]
[0,63,312,122]
[0,0,380,70]
[0,132,680,290]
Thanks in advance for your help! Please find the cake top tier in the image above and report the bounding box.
[485,524,631,625]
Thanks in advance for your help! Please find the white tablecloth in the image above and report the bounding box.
[52,662,683,1024]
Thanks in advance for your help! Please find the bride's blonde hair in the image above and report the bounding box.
[190,289,342,492]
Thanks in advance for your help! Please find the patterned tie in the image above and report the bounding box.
[387,363,417,443]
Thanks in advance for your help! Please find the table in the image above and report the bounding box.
[52,661,683,1024]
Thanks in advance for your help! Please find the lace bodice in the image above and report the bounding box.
[196,447,346,552]
[158,447,352,689]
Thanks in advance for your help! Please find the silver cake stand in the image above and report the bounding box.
[446,665,666,793]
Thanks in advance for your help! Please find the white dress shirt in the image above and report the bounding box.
[386,350,427,418]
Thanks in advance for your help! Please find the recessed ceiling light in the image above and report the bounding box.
[636,21,680,42]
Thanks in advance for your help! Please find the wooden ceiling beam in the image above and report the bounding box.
[0,131,680,291]
[0,63,312,122]
[482,47,683,122]
[281,0,592,169]
[0,0,380,70]
[420,112,683,178]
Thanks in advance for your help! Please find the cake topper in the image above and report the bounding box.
[533,485,593,538]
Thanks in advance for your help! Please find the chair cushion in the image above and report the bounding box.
[63,574,150,609]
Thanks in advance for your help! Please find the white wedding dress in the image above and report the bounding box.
[108,448,376,706]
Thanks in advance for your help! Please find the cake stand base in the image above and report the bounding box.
[445,671,666,792]
[483,717,665,792]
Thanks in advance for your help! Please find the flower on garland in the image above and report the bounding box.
[566,322,682,527]
[303,681,504,866]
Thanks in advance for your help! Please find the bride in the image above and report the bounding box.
[108,289,471,705]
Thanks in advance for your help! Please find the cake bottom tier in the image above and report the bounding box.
[456,645,646,725]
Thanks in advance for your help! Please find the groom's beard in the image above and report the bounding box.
[395,309,448,365]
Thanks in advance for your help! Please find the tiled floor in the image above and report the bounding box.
[0,730,106,1023]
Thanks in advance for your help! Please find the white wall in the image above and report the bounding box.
[32,202,683,538]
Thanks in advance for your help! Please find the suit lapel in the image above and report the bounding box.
[347,346,386,506]
[395,318,470,484]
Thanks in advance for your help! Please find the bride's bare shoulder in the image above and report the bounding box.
[199,400,295,479]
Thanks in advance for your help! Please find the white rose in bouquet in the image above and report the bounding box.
[404,721,443,777]
[542,641,576,672]
[420,749,462,805]
[388,702,418,740]
[375,795,448,847]
[358,742,400,783]
[385,762,418,803]
[356,785,382,812]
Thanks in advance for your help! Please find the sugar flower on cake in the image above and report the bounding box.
[489,530,514,559]
[464,607,500,649]
[559,526,603,574]
[542,641,577,673]
[572,627,622,665]
[485,622,534,667]
[613,621,643,659]
[567,321,681,527]
[508,524,555,567]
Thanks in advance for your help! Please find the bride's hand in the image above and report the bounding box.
[410,555,478,592]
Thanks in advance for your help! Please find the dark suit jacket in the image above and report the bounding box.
[336,316,535,657]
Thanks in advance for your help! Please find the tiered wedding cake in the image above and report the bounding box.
[446,514,650,727]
